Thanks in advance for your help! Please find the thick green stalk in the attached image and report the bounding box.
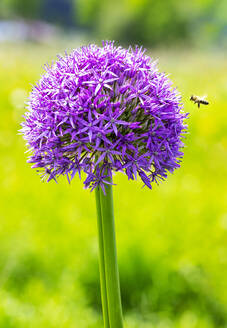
[96,179,124,328]
[95,188,110,328]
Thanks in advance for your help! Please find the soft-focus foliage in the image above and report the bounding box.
[0,0,41,19]
[76,0,227,47]
[0,43,227,328]
[0,0,227,46]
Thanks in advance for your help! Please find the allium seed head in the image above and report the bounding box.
[21,41,188,192]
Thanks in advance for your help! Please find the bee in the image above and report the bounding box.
[190,95,209,108]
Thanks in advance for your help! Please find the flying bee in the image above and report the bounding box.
[190,95,209,108]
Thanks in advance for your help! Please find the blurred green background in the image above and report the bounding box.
[0,1,227,327]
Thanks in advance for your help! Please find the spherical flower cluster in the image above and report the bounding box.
[21,41,188,192]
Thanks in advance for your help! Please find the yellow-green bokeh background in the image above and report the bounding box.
[0,25,227,328]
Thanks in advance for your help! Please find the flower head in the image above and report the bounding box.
[21,41,188,191]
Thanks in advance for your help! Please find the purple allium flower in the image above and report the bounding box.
[21,41,188,192]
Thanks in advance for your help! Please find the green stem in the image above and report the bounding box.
[95,178,124,328]
[95,188,110,328]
